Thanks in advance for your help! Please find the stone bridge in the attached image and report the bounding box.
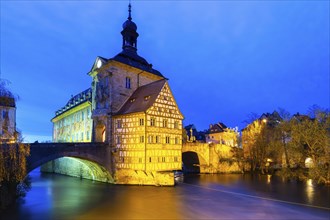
[182,143,211,173]
[27,142,114,182]
[182,143,242,173]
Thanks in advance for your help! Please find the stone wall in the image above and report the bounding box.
[182,143,243,174]
[115,169,175,186]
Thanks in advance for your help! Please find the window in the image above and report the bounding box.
[117,119,122,128]
[81,132,84,141]
[166,136,170,144]
[87,131,90,140]
[140,136,144,143]
[156,136,160,143]
[126,77,131,89]
[174,121,179,129]
[162,157,166,162]
[149,157,152,162]
[174,156,178,162]
[139,118,144,126]
[87,108,91,118]
[148,135,154,144]
[150,118,156,126]
[175,137,179,144]
[117,136,121,144]
[2,111,8,119]
[139,158,142,163]
[163,119,167,128]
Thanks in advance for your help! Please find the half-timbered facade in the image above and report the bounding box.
[113,79,183,172]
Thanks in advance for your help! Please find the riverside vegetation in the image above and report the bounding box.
[0,79,30,210]
[241,107,330,184]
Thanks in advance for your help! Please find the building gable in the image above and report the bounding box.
[146,82,183,120]
[88,56,108,74]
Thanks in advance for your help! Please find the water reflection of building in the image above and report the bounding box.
[48,4,183,185]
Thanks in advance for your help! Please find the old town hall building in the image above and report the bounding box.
[49,4,184,185]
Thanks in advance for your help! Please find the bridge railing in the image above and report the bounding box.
[28,142,109,148]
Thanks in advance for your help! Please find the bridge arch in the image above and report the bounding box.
[39,156,114,183]
[27,143,114,183]
[182,151,208,173]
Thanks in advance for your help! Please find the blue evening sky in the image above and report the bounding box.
[1,1,329,142]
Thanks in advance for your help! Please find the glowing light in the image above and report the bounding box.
[96,59,102,68]
[262,119,267,123]
[305,157,314,168]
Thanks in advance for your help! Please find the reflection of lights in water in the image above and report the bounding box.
[267,174,271,184]
[306,179,314,204]
[174,171,184,183]
[47,187,52,196]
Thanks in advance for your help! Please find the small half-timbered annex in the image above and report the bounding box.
[113,79,183,172]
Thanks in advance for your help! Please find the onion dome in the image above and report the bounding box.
[121,3,139,52]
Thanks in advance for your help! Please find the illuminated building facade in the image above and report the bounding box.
[0,94,16,144]
[206,122,238,147]
[113,79,183,172]
[49,4,183,185]
[52,89,92,142]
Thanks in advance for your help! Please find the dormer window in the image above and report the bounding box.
[144,96,150,101]
[126,77,131,89]
[130,98,135,103]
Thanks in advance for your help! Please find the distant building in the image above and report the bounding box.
[205,122,238,147]
[291,112,310,122]
[49,4,184,185]
[52,89,92,142]
[0,88,16,143]
[241,111,282,161]
[184,124,206,143]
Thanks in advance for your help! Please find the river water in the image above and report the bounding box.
[1,169,329,220]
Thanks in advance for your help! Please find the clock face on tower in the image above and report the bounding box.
[96,59,102,68]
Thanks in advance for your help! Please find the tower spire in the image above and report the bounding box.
[128,2,132,21]
[121,2,139,52]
